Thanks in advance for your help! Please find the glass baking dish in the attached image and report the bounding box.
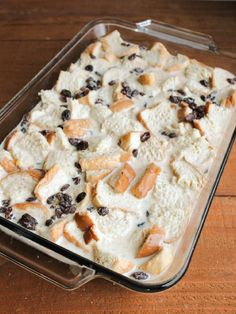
[0,18,235,293]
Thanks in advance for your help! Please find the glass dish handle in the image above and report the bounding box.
[137,19,236,57]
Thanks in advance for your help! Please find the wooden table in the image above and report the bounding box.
[0,1,235,313]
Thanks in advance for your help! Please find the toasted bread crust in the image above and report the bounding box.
[132,163,161,199]
[79,155,120,171]
[63,119,92,138]
[49,219,67,242]
[75,213,94,231]
[63,227,88,251]
[110,99,134,112]
[85,169,112,184]
[34,165,59,200]
[83,226,99,244]
[221,90,236,108]
[113,163,136,193]
[137,225,165,257]
[0,157,18,173]
[4,130,19,150]
[138,73,155,86]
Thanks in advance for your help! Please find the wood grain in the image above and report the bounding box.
[0,1,235,313]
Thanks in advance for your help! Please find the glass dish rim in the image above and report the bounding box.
[0,17,235,293]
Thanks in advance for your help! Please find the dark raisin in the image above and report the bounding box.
[131,89,140,97]
[140,132,151,142]
[55,208,63,218]
[227,78,236,85]
[146,210,150,217]
[199,79,209,87]
[121,42,130,47]
[74,88,89,99]
[21,128,26,133]
[26,196,37,202]
[133,67,143,74]
[85,65,93,72]
[139,92,145,96]
[121,82,132,99]
[97,207,109,216]
[5,207,13,219]
[169,95,182,104]
[76,192,86,203]
[74,162,82,173]
[161,131,177,138]
[137,222,145,227]
[0,207,7,213]
[128,53,137,61]
[40,130,49,136]
[132,149,138,158]
[76,140,89,151]
[57,124,64,129]
[87,206,96,212]
[131,271,149,280]
[60,184,70,192]
[200,95,206,101]
[183,97,196,108]
[2,200,10,207]
[72,177,80,185]
[18,214,38,230]
[60,89,72,98]
[177,89,186,96]
[185,112,197,122]
[45,219,53,227]
[47,195,56,205]
[61,109,71,121]
[86,77,101,91]
[69,138,80,147]
[108,80,116,86]
[95,71,101,77]
[95,98,103,104]
[68,205,76,214]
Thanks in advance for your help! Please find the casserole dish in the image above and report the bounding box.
[0,18,235,293]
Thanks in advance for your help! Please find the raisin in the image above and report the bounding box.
[183,97,196,108]
[47,195,56,205]
[5,207,13,219]
[2,200,10,207]
[61,109,71,121]
[74,162,82,173]
[140,132,151,142]
[137,222,145,227]
[132,149,138,158]
[139,92,145,96]
[40,130,49,136]
[45,219,53,227]
[95,98,103,104]
[227,78,236,85]
[0,207,7,213]
[76,140,89,151]
[146,210,150,217]
[177,89,186,96]
[87,206,96,212]
[18,214,38,230]
[86,77,101,91]
[85,65,93,72]
[131,89,140,97]
[68,205,76,214]
[199,79,209,87]
[60,184,70,192]
[161,131,177,138]
[60,89,72,98]
[97,207,109,216]
[200,95,206,101]
[108,80,116,86]
[128,53,137,61]
[133,67,143,74]
[55,208,63,218]
[121,42,130,47]
[69,138,80,147]
[131,271,149,280]
[76,192,86,203]
[26,196,37,202]
[185,112,197,122]
[72,177,80,185]
[169,95,182,104]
